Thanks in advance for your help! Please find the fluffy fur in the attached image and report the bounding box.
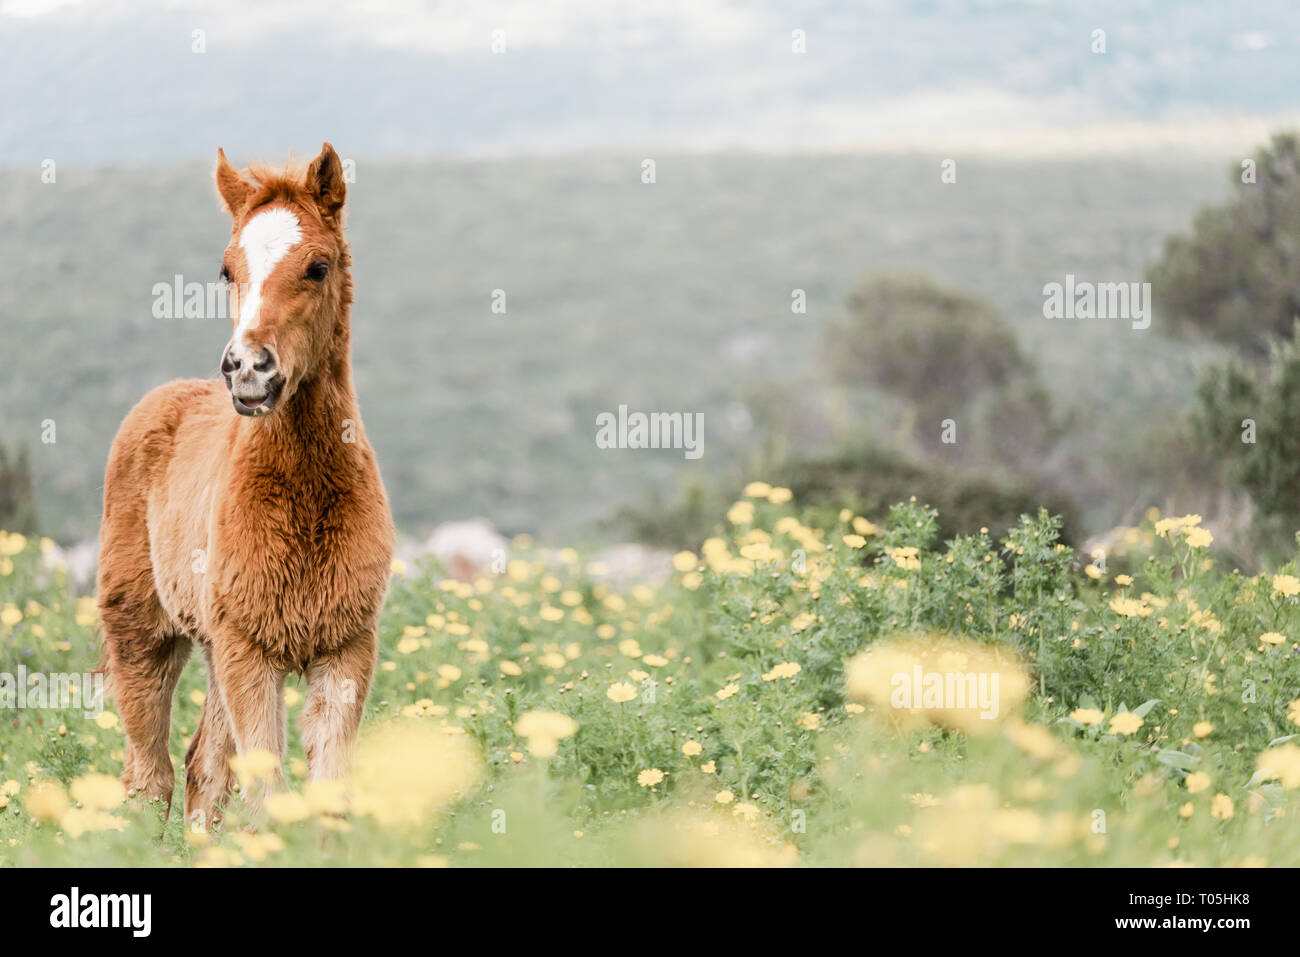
[97,143,395,825]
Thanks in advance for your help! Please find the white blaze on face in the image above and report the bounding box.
[234,206,302,347]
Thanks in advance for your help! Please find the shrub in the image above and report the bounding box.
[1148,131,1300,358]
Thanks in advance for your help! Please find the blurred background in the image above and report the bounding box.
[4,0,1300,569]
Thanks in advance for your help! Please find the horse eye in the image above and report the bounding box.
[219,265,232,282]
[305,260,329,282]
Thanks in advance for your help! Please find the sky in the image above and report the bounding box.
[2,0,1299,165]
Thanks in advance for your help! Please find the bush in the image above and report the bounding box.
[1148,131,1300,359]
[771,441,1080,549]
[823,273,1039,455]
[0,442,36,535]
[1192,321,1300,558]
[616,441,1078,551]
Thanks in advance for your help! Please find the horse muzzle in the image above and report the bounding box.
[221,344,285,417]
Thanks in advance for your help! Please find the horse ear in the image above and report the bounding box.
[305,142,346,220]
[215,148,253,218]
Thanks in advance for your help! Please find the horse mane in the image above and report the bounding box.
[237,159,338,230]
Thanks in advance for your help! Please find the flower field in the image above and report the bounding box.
[5,486,1300,867]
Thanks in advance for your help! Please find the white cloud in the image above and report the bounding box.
[1,0,774,53]
[1231,31,1272,51]
[0,0,87,16]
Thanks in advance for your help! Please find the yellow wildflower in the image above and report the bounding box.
[1273,574,1300,597]
[637,768,664,787]
[1109,712,1143,736]
[606,682,637,703]
[1210,793,1234,820]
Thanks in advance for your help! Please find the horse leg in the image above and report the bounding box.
[300,634,376,781]
[98,467,195,816]
[211,638,285,811]
[101,628,190,815]
[183,645,237,828]
[275,682,287,760]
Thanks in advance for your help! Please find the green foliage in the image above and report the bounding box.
[0,443,36,535]
[1192,321,1300,556]
[6,493,1300,866]
[824,273,1031,449]
[606,478,718,548]
[774,442,1080,548]
[39,731,92,782]
[1149,131,1300,358]
[972,376,1060,472]
[613,439,1079,551]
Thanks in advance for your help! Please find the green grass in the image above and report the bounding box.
[4,488,1300,867]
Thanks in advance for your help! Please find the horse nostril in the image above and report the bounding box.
[220,351,240,375]
[253,348,275,373]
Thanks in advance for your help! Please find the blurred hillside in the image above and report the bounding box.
[0,152,1228,543]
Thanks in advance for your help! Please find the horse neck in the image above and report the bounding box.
[235,331,362,473]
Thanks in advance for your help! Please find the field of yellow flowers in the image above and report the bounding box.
[4,486,1300,867]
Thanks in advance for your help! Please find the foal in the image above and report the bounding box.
[97,143,395,825]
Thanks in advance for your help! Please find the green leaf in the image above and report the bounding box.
[1133,698,1161,718]
[1155,750,1198,770]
